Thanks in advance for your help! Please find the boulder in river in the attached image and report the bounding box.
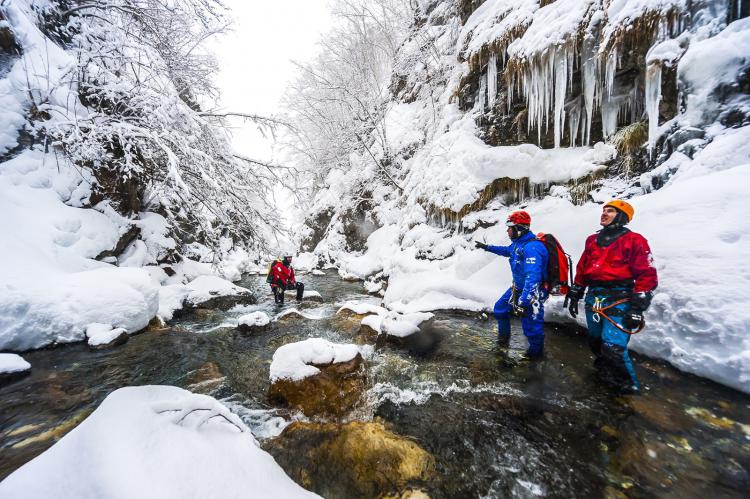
[268,339,369,419]
[85,323,129,350]
[264,421,435,498]
[237,311,271,333]
[0,353,31,385]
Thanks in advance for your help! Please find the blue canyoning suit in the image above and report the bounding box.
[485,231,549,356]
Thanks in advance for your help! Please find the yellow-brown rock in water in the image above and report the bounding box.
[268,355,366,419]
[264,421,435,498]
[331,308,369,334]
[185,362,225,394]
[11,408,93,449]
[619,396,695,431]
[274,309,307,323]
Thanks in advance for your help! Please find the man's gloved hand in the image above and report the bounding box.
[566,284,585,318]
[475,241,488,250]
[623,311,644,331]
[512,303,528,317]
[629,291,653,312]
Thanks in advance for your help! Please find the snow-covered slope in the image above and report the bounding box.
[290,2,750,392]
[0,1,268,350]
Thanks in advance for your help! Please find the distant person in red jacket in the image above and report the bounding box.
[266,255,304,304]
[565,200,658,393]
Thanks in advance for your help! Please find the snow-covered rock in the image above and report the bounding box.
[0,386,318,498]
[0,353,31,375]
[270,338,367,382]
[85,324,129,349]
[237,312,271,332]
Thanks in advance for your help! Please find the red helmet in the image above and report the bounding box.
[506,210,531,227]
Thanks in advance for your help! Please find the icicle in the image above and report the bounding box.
[581,36,598,146]
[553,49,568,148]
[645,62,662,152]
[605,46,618,98]
[477,70,487,115]
[487,53,497,109]
[567,97,582,147]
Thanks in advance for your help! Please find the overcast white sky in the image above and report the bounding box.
[206,0,333,161]
[204,1,334,247]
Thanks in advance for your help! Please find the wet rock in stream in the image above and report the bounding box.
[264,421,435,498]
[268,354,367,419]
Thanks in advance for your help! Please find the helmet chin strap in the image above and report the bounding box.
[509,225,530,240]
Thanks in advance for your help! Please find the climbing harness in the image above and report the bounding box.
[591,297,645,335]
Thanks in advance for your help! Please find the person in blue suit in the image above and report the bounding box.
[475,210,549,358]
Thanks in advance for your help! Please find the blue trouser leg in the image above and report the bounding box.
[585,291,640,390]
[521,296,545,357]
[493,287,513,340]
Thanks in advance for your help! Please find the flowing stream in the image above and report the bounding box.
[1,271,749,497]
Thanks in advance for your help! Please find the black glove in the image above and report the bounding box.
[623,311,644,331]
[629,292,653,312]
[475,241,488,250]
[565,284,585,318]
[512,303,527,317]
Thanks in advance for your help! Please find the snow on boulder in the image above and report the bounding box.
[0,353,31,375]
[312,269,325,276]
[237,312,271,333]
[268,339,373,418]
[85,323,129,349]
[338,301,388,316]
[381,311,434,338]
[159,275,255,321]
[270,338,364,382]
[0,386,319,499]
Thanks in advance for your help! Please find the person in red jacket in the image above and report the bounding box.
[266,255,304,304]
[565,200,657,392]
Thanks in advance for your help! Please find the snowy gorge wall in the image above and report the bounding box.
[0,1,269,351]
[291,1,750,392]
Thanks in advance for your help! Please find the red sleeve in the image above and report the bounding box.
[573,235,594,287]
[629,234,658,293]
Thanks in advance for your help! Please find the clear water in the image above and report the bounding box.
[1,271,748,498]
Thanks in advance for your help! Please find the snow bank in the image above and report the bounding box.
[0,353,31,374]
[0,386,318,498]
[270,338,363,382]
[506,0,597,59]
[459,0,538,59]
[238,312,271,328]
[338,301,388,316]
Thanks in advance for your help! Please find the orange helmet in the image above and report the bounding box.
[604,200,634,222]
[506,210,531,226]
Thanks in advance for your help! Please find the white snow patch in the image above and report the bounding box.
[269,338,363,382]
[0,353,31,374]
[85,324,128,347]
[238,312,271,328]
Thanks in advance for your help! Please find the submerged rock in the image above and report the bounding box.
[268,354,366,419]
[264,421,435,498]
[185,362,225,394]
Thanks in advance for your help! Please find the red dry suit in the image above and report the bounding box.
[269,261,296,288]
[573,231,657,293]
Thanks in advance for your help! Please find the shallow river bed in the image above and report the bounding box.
[1,271,749,498]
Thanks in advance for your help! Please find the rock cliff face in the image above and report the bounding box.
[300,0,748,250]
